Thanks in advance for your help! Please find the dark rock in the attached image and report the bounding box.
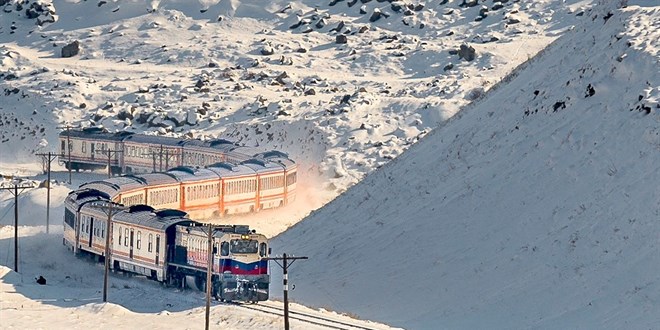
[585,84,595,97]
[296,47,308,53]
[507,17,521,24]
[61,41,80,58]
[26,8,39,19]
[492,2,504,10]
[0,0,9,6]
[330,21,345,33]
[79,103,87,109]
[457,44,476,61]
[36,276,46,285]
[414,4,424,11]
[391,3,403,12]
[370,10,382,22]
[336,35,348,44]
[360,0,372,3]
[340,94,351,104]
[360,6,368,14]
[347,0,358,7]
[117,110,134,120]
[329,0,345,6]
[358,26,369,33]
[443,63,453,71]
[479,6,488,17]
[316,18,327,29]
[304,88,316,96]
[98,1,107,7]
[460,0,479,8]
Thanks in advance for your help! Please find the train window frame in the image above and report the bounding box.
[124,228,129,247]
[221,242,229,256]
[259,243,267,257]
[118,226,122,245]
[82,141,87,154]
[136,231,141,250]
[148,234,153,252]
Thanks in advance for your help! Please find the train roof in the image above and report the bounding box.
[65,189,113,211]
[80,176,146,196]
[133,172,180,186]
[240,158,284,173]
[109,205,193,230]
[167,167,220,182]
[181,223,256,238]
[206,162,256,177]
[122,134,184,147]
[60,127,133,141]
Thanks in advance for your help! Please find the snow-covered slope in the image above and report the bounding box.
[1,0,592,192]
[270,1,660,328]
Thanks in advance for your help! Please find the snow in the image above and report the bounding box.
[1,0,659,329]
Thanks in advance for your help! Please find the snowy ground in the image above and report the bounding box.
[2,0,659,329]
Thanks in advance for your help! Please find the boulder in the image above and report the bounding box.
[61,41,80,58]
[457,44,476,61]
[336,35,348,44]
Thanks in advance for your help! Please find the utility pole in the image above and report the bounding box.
[205,223,213,330]
[36,152,58,234]
[267,253,308,330]
[93,201,125,303]
[149,145,179,172]
[99,149,123,178]
[0,181,35,272]
[56,124,78,184]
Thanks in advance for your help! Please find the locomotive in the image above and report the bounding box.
[64,188,270,302]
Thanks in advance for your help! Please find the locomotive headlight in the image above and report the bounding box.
[241,234,250,240]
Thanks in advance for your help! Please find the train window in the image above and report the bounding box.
[231,240,259,254]
[259,243,267,257]
[156,235,160,253]
[124,228,129,247]
[82,141,87,153]
[101,223,105,238]
[136,231,141,249]
[61,140,66,153]
[221,242,229,256]
[148,234,153,252]
[118,227,122,245]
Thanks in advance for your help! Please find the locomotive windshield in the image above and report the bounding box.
[230,239,259,254]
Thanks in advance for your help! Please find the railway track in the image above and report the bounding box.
[233,301,386,330]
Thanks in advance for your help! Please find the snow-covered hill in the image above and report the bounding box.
[1,0,592,193]
[270,1,660,328]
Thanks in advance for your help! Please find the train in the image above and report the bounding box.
[58,127,297,217]
[64,188,270,302]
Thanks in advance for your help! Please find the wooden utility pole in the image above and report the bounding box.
[205,223,214,330]
[56,125,77,184]
[36,152,58,234]
[99,149,123,178]
[149,145,179,172]
[93,201,125,303]
[267,253,308,330]
[0,182,35,272]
